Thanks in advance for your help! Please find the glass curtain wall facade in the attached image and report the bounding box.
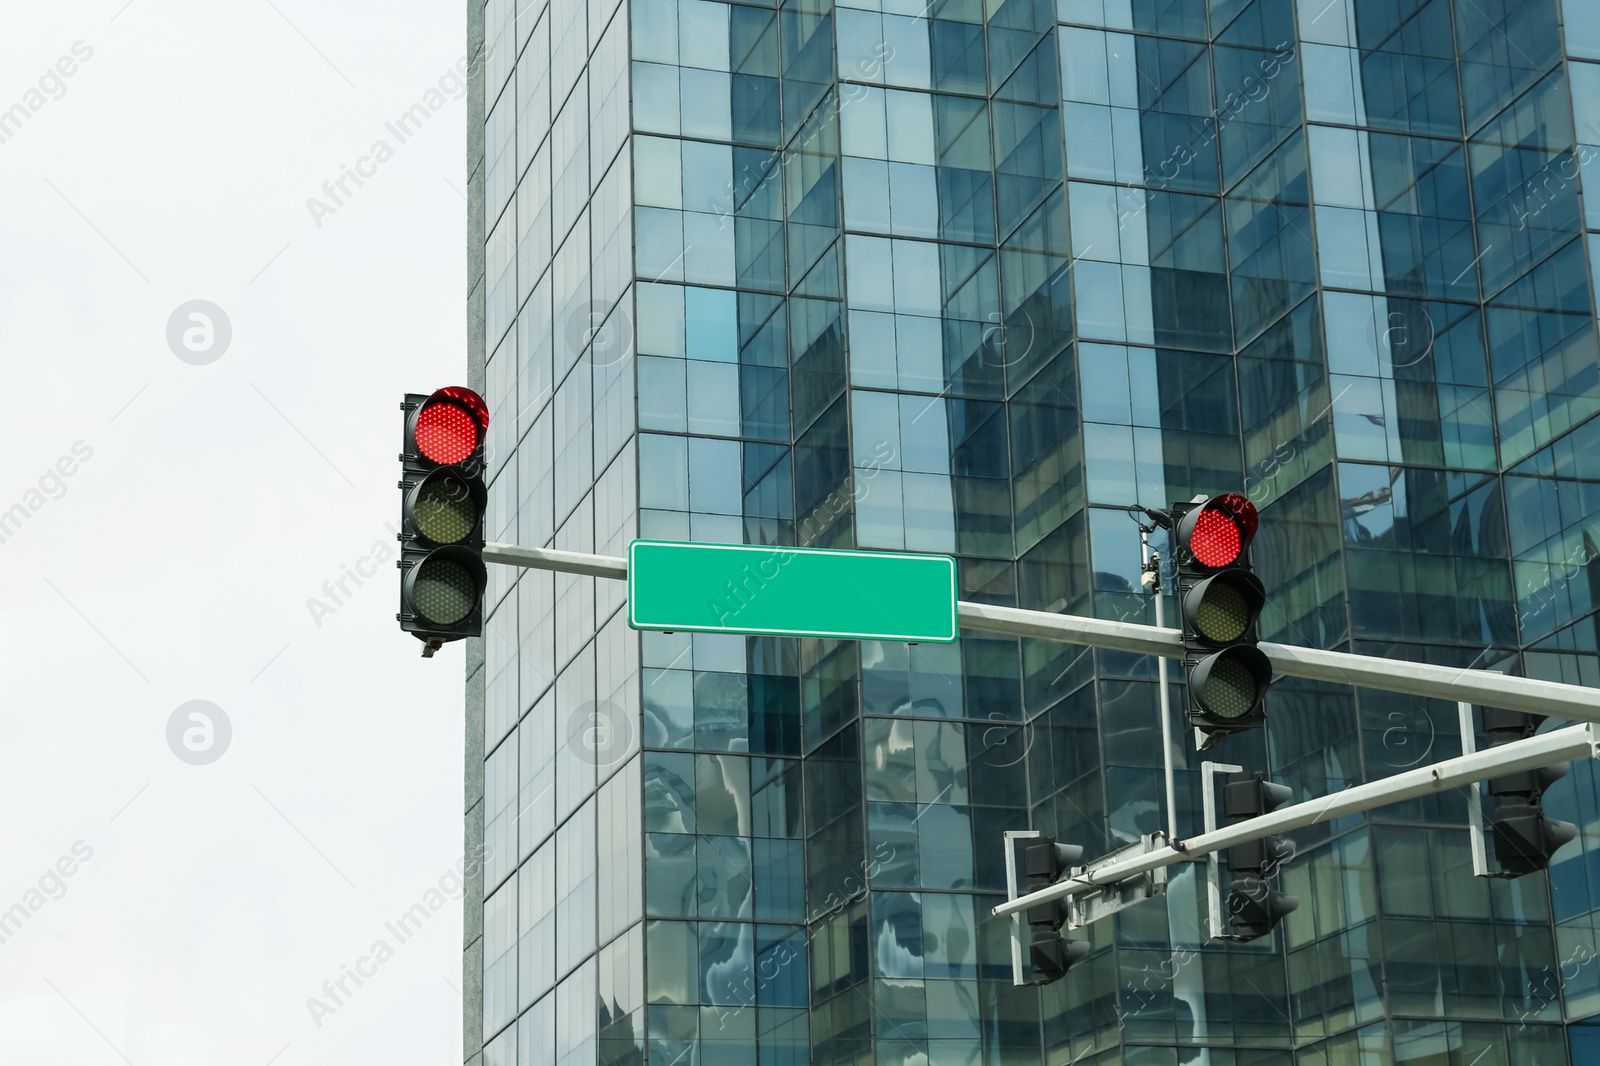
[463,0,1600,1061]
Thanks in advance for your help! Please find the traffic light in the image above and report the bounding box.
[1021,836,1090,983]
[1174,493,1272,742]
[398,387,490,655]
[1482,708,1578,877]
[1222,772,1298,941]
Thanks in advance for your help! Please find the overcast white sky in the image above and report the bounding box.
[0,2,474,1062]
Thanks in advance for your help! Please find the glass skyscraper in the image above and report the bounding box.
[464,0,1600,1060]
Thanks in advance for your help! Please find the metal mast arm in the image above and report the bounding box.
[482,543,1600,723]
[993,723,1600,918]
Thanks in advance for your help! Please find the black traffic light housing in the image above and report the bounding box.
[1482,708,1578,877]
[1017,836,1090,984]
[1172,494,1272,743]
[398,388,490,655]
[1222,772,1299,942]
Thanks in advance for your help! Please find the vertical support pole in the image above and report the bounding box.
[1460,701,1490,876]
[1200,759,1242,939]
[1144,530,1180,845]
[1004,830,1041,986]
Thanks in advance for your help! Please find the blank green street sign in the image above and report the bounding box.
[628,540,958,643]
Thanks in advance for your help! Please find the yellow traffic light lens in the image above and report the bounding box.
[415,557,477,625]
[416,475,477,544]
[1202,657,1257,720]
[1195,583,1250,643]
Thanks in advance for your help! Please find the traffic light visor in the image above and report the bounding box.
[1492,802,1578,874]
[1225,774,1293,818]
[1191,647,1271,721]
[1227,873,1300,940]
[1031,937,1091,982]
[413,386,489,465]
[1178,494,1259,569]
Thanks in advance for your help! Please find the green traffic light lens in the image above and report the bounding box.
[416,474,477,544]
[1195,582,1250,643]
[415,557,477,625]
[1202,656,1258,720]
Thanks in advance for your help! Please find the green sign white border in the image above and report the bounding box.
[627,539,960,643]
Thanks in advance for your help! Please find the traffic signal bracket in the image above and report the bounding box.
[1003,831,1093,985]
[1468,703,1579,877]
[1200,762,1299,941]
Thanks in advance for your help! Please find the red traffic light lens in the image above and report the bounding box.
[1181,493,1259,569]
[411,386,489,466]
[416,402,480,465]
[1191,509,1242,568]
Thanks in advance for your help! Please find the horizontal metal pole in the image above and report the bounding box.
[958,601,1177,657]
[484,547,1600,723]
[993,722,1600,919]
[958,602,1600,725]
[482,543,627,580]
[1262,641,1600,722]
